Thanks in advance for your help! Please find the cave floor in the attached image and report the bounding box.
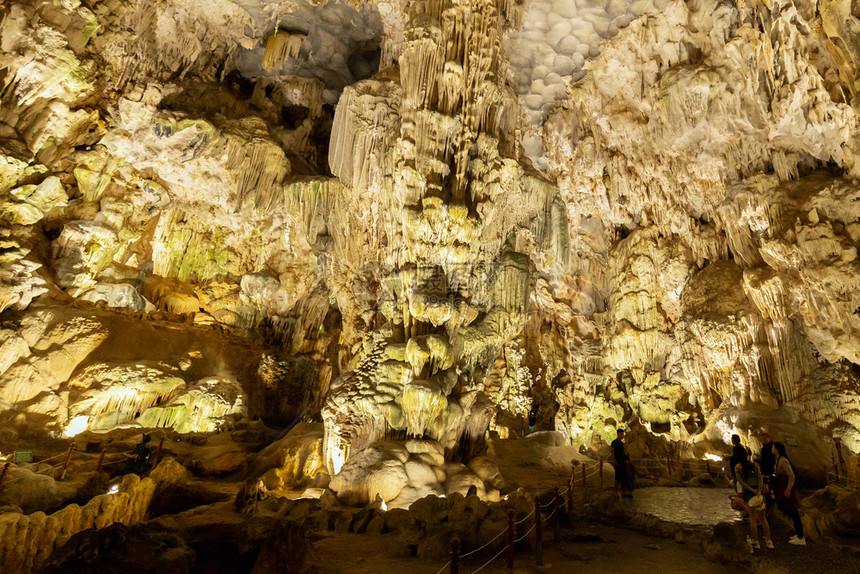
[313,522,859,574]
[313,523,732,573]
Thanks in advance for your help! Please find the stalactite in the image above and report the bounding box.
[223,129,290,209]
[328,71,401,191]
[137,377,245,433]
[400,17,445,109]
[401,379,448,436]
[68,365,186,431]
[261,30,306,72]
[743,267,789,320]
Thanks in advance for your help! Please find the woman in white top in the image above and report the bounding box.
[772,441,805,546]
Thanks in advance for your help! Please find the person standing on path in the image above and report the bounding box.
[611,428,632,498]
[733,459,773,553]
[773,441,805,546]
[759,433,776,506]
[730,434,748,468]
[730,434,747,491]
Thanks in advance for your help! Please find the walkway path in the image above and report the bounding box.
[631,486,743,525]
[314,523,737,574]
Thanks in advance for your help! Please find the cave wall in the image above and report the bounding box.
[1,0,859,475]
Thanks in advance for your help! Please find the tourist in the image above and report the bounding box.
[611,428,632,498]
[759,433,775,475]
[727,446,749,512]
[729,434,747,491]
[831,436,847,479]
[772,441,805,545]
[124,434,153,475]
[729,434,747,469]
[732,459,773,552]
[759,432,776,506]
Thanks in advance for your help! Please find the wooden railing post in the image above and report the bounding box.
[450,538,459,574]
[155,437,164,465]
[824,467,830,486]
[506,508,514,574]
[567,469,574,527]
[666,455,672,476]
[706,459,711,475]
[553,487,561,543]
[534,495,543,566]
[95,449,105,473]
[0,462,9,495]
[581,462,587,504]
[60,442,75,480]
[599,457,603,489]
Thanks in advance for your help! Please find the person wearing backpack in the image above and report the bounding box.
[124,434,153,475]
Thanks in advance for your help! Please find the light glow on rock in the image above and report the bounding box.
[325,429,350,475]
[64,416,89,438]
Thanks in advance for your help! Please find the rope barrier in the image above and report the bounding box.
[432,560,451,574]
[33,452,67,464]
[514,523,536,543]
[0,450,133,485]
[827,472,860,487]
[624,456,736,472]
[5,459,71,484]
[468,544,507,574]
[514,508,535,525]
[459,527,506,559]
[1,452,65,471]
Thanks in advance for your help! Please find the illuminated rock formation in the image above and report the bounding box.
[0,458,184,572]
[0,0,859,516]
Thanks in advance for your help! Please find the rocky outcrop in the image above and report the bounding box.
[0,469,155,571]
[798,483,860,540]
[39,522,197,574]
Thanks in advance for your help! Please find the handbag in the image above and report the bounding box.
[748,494,765,511]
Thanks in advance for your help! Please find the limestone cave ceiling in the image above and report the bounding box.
[1,0,860,503]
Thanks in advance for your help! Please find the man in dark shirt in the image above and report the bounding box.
[728,434,749,492]
[759,432,776,505]
[610,428,632,497]
[528,406,537,433]
[729,434,747,469]
[759,433,775,475]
